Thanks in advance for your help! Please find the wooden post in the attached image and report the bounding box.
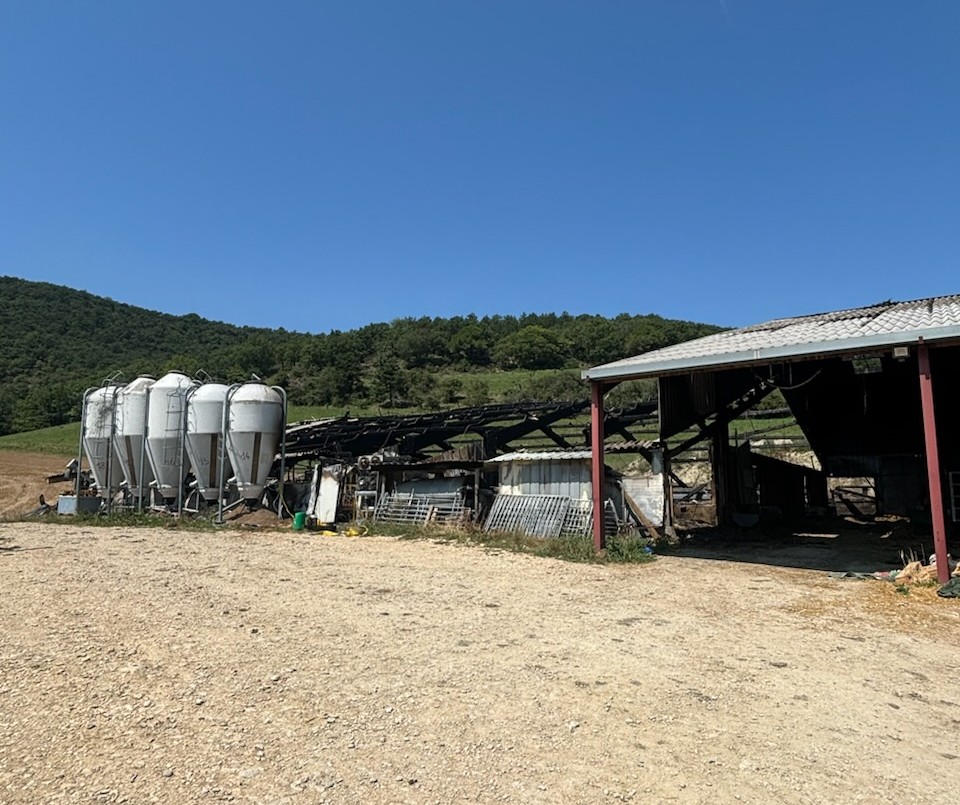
[473,467,481,522]
[711,421,730,527]
[590,381,606,551]
[918,339,949,584]
[662,449,674,533]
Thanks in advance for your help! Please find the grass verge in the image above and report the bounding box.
[6,512,656,564]
[371,522,656,565]
[6,511,224,531]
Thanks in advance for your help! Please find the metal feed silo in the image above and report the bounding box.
[81,384,122,496]
[225,382,285,502]
[113,376,155,500]
[145,371,198,501]
[185,383,232,502]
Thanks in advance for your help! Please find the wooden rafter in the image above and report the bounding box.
[666,381,774,457]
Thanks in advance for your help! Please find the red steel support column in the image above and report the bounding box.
[590,381,606,552]
[918,339,950,584]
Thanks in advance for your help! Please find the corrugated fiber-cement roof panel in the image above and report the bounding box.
[583,294,960,382]
[486,450,594,463]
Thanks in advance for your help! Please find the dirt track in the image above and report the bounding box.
[1,517,958,804]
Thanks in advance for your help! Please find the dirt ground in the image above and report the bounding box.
[0,450,75,518]
[1,451,960,803]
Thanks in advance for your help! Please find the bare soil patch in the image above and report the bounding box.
[0,521,958,804]
[0,450,73,518]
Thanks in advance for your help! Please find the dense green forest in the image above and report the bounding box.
[0,276,724,435]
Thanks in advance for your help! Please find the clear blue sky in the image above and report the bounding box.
[2,1,957,334]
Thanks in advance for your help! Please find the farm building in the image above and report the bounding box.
[482,450,625,538]
[487,450,603,499]
[280,401,660,532]
[583,294,960,581]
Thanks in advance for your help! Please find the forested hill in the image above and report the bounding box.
[0,276,724,435]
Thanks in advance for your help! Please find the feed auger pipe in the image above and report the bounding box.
[216,383,242,525]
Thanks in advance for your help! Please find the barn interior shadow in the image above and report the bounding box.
[664,518,944,574]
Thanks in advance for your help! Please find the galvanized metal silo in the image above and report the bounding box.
[145,371,198,501]
[225,382,285,502]
[81,384,123,497]
[113,376,156,501]
[185,383,232,502]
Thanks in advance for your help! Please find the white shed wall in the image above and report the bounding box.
[498,459,593,500]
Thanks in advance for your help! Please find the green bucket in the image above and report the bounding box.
[292,512,306,531]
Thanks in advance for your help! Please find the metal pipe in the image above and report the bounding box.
[273,385,288,519]
[178,385,196,518]
[77,388,97,501]
[143,384,154,512]
[918,338,949,584]
[217,383,241,525]
[184,384,202,517]
[104,383,122,515]
[137,385,149,514]
[220,496,246,515]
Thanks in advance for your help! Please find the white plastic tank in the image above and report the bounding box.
[113,376,156,497]
[185,383,232,501]
[145,371,198,500]
[226,383,284,501]
[82,385,122,494]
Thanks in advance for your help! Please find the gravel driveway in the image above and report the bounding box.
[0,522,957,804]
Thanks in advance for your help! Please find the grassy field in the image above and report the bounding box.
[729,415,806,443]
[442,368,583,398]
[0,406,417,455]
[288,369,585,421]
[286,403,404,422]
[0,423,80,455]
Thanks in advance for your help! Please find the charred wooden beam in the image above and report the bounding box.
[538,424,574,449]
[667,381,774,457]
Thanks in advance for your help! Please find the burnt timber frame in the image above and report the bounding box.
[281,399,658,470]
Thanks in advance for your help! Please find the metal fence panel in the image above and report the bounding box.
[373,491,466,526]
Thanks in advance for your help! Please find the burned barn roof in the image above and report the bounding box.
[583,294,960,382]
[282,400,658,465]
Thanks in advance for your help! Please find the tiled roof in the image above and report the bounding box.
[583,294,960,381]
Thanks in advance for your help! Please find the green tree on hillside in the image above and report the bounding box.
[493,326,570,370]
[449,323,492,366]
[394,317,450,368]
[369,351,408,408]
[0,276,725,433]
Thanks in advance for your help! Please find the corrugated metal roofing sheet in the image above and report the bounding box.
[487,450,593,463]
[583,294,960,382]
[487,444,654,462]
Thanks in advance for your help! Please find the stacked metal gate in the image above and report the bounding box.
[373,491,467,526]
[483,494,619,539]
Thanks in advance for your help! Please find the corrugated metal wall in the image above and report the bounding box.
[498,459,593,499]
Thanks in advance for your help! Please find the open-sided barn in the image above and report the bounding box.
[583,294,960,581]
